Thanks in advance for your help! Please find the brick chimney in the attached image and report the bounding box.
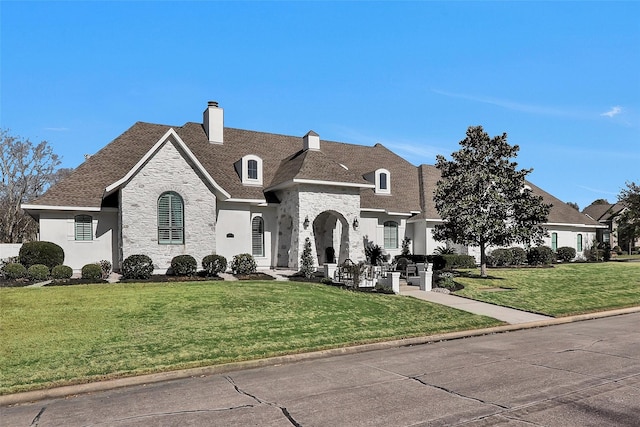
[203,101,223,144]
[303,130,320,150]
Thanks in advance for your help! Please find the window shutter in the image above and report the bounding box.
[252,217,264,257]
[158,192,184,244]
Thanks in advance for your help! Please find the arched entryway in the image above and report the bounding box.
[312,211,350,266]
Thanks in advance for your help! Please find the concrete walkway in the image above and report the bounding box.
[401,284,553,324]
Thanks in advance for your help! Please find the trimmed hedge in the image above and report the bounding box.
[52,265,73,280]
[122,254,154,280]
[81,263,102,280]
[556,246,576,262]
[3,263,27,280]
[28,264,50,281]
[230,253,257,275]
[510,247,527,265]
[202,254,227,276]
[488,248,513,267]
[396,254,476,270]
[527,246,556,265]
[171,255,197,276]
[19,241,64,269]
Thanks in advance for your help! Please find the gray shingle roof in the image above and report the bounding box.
[583,203,625,222]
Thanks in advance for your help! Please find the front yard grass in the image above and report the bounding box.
[0,281,501,395]
[454,262,640,317]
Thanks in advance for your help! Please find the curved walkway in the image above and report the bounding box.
[401,284,553,324]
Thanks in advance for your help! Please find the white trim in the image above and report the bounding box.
[105,128,231,199]
[21,204,102,212]
[266,178,375,192]
[225,198,268,204]
[375,168,391,195]
[407,217,444,223]
[544,222,607,228]
[387,211,413,217]
[361,208,386,213]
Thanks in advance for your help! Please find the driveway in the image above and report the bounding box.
[3,313,639,426]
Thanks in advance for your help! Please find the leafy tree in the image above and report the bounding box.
[0,130,62,243]
[433,126,551,277]
[566,202,579,211]
[591,199,609,205]
[617,181,640,254]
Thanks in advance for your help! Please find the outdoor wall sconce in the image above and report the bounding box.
[303,216,310,229]
[352,217,359,230]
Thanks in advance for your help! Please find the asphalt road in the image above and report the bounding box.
[3,313,639,426]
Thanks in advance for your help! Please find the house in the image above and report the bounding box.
[22,102,604,272]
[583,202,640,252]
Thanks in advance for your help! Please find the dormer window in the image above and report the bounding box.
[237,155,263,186]
[375,168,391,194]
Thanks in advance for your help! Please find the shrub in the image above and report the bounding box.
[434,246,456,255]
[527,246,556,265]
[171,255,197,276]
[488,248,513,266]
[510,247,527,266]
[19,241,64,269]
[51,265,73,279]
[556,246,576,262]
[230,253,257,275]
[27,264,50,281]
[436,272,457,291]
[99,260,112,279]
[81,263,102,280]
[441,254,476,269]
[3,263,27,280]
[401,237,411,256]
[122,254,154,280]
[300,238,315,278]
[202,254,227,276]
[365,243,388,266]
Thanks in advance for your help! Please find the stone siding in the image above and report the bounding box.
[121,140,216,272]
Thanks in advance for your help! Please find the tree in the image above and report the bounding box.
[433,126,551,277]
[0,129,62,243]
[591,199,609,205]
[300,237,315,278]
[617,181,640,254]
[566,202,580,211]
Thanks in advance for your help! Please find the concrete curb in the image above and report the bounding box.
[2,306,639,407]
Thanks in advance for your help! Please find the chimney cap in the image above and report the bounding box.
[208,101,219,107]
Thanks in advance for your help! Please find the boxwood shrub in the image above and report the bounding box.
[19,241,64,269]
[171,255,197,276]
[230,253,257,275]
[3,263,27,280]
[28,264,50,281]
[122,254,154,280]
[52,265,73,280]
[488,248,513,266]
[527,246,556,265]
[202,254,227,276]
[510,247,527,266]
[556,246,576,262]
[81,263,102,280]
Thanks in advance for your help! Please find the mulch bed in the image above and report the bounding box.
[234,272,275,281]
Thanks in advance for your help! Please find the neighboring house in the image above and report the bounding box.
[583,202,639,250]
[22,102,604,272]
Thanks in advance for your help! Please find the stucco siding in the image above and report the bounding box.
[38,210,118,271]
[120,140,216,273]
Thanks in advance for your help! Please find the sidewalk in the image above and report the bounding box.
[400,284,553,324]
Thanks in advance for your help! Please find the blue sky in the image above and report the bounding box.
[2,1,638,210]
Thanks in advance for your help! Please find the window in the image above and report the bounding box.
[247,159,258,180]
[74,215,93,241]
[551,232,558,251]
[375,169,391,194]
[384,221,398,249]
[252,217,264,257]
[158,192,184,244]
[577,234,583,252]
[379,173,388,190]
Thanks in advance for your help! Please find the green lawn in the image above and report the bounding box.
[454,262,640,317]
[0,281,501,395]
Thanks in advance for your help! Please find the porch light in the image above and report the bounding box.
[303,216,310,229]
[353,217,359,229]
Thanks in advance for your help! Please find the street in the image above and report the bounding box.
[2,313,639,426]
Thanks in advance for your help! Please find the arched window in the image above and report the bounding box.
[252,217,264,257]
[384,221,398,249]
[247,159,258,180]
[158,192,184,244]
[577,234,583,252]
[74,215,93,241]
[551,232,558,251]
[375,169,391,194]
